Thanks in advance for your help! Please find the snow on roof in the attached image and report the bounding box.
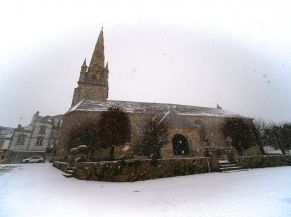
[68,99,245,118]
[160,110,196,127]
[0,126,14,139]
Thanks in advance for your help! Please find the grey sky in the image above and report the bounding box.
[1,0,291,127]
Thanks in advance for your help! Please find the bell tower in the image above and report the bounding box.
[71,28,109,107]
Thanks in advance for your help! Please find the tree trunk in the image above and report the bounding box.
[273,132,285,155]
[280,147,286,155]
[258,145,266,155]
[254,130,266,155]
[110,145,115,159]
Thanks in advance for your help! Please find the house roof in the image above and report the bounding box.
[69,99,245,119]
[35,114,63,124]
[0,126,14,139]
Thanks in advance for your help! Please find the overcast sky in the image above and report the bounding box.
[0,0,291,127]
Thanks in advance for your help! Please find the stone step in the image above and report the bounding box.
[220,166,243,171]
[218,160,230,164]
[65,169,75,174]
[62,173,74,178]
[222,169,248,173]
[219,163,237,167]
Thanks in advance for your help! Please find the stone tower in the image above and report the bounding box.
[71,28,109,107]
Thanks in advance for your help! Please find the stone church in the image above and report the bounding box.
[56,29,251,159]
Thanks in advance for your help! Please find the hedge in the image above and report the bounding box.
[236,155,291,169]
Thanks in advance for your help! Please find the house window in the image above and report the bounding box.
[17,134,25,144]
[36,137,44,146]
[39,126,46,134]
[0,140,4,148]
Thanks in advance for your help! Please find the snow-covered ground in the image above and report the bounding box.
[0,164,290,217]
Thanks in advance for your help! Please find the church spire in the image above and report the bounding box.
[79,58,87,82]
[82,58,87,68]
[89,28,104,69]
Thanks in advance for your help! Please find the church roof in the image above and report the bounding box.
[69,99,246,118]
[159,110,197,127]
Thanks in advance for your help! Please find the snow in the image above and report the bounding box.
[69,99,243,118]
[264,145,285,155]
[0,164,291,217]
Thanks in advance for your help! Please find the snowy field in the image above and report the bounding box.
[0,164,290,217]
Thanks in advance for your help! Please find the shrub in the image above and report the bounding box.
[137,116,168,158]
[68,119,99,155]
[99,107,131,158]
[237,155,291,168]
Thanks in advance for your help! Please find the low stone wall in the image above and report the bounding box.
[53,161,68,172]
[236,155,291,169]
[75,157,219,182]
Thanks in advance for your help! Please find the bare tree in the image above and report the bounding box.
[268,123,291,155]
[253,119,268,155]
[222,118,256,156]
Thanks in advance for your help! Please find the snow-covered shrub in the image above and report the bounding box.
[70,147,78,155]
[77,145,88,154]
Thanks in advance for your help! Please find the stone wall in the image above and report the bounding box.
[72,84,108,107]
[236,155,291,168]
[160,126,201,158]
[74,157,220,182]
[57,111,101,157]
[57,110,151,157]
[57,110,246,159]
[53,161,68,172]
[185,115,229,149]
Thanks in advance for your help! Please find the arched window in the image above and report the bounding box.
[172,134,189,155]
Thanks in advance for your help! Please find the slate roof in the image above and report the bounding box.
[69,99,245,118]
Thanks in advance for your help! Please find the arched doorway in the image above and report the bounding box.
[172,134,189,155]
